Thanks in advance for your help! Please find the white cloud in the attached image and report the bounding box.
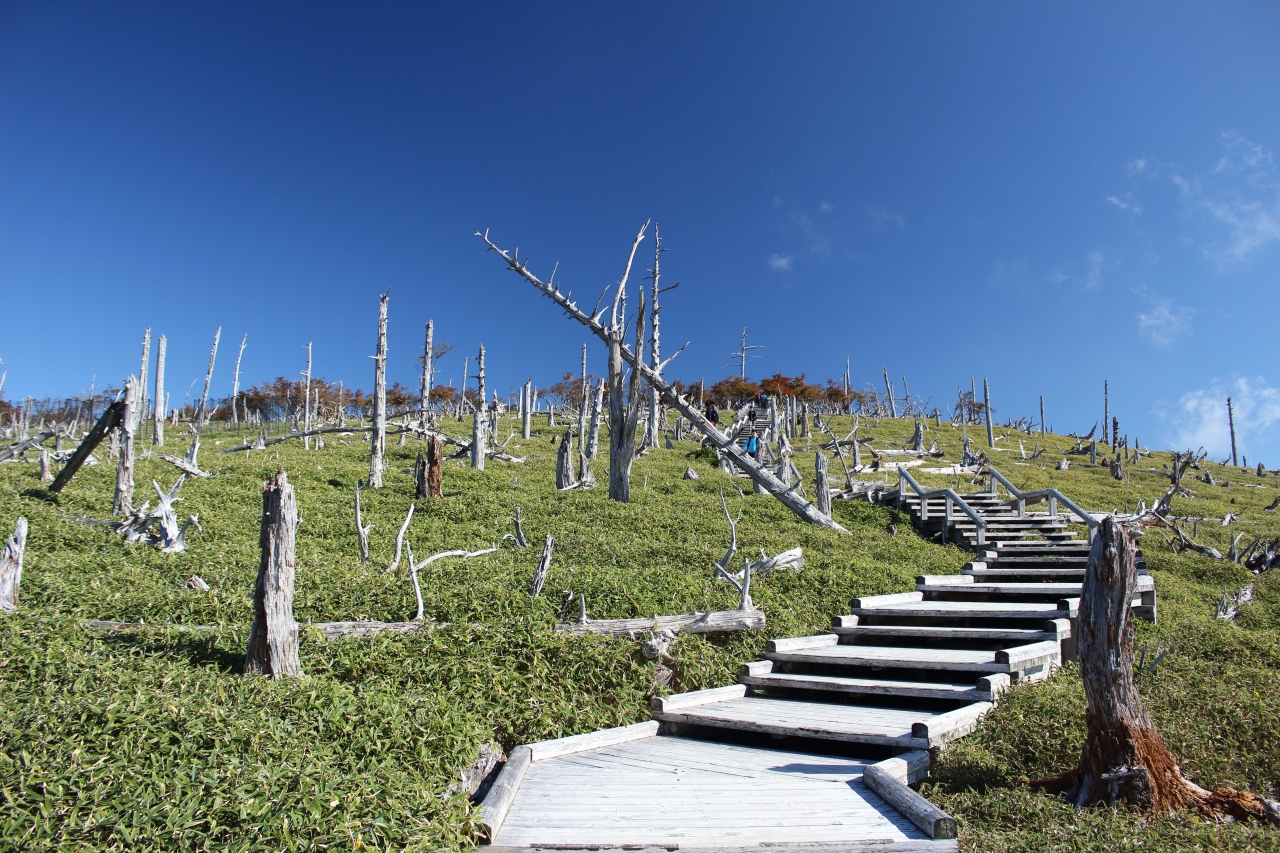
[1137,298,1194,345]
[767,254,792,272]
[1083,251,1106,289]
[1174,132,1280,265]
[865,207,906,229]
[819,201,833,212]
[1045,268,1069,284]
[1127,158,1149,176]
[1106,192,1143,215]
[1166,377,1280,458]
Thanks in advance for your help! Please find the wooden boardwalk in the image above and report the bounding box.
[480,474,1154,851]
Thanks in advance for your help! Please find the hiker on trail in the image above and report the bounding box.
[705,402,719,426]
[744,430,759,456]
[758,392,769,410]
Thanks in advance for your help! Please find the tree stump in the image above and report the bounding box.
[245,470,302,678]
[113,377,140,515]
[414,452,429,499]
[1031,517,1278,823]
[815,452,832,517]
[0,518,27,614]
[425,436,443,498]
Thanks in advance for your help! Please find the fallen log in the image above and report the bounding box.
[0,429,57,463]
[556,609,765,637]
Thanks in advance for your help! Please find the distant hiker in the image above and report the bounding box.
[758,392,769,410]
[744,430,759,456]
[705,402,719,426]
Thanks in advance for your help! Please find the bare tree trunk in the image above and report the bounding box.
[138,328,151,423]
[302,341,313,449]
[198,327,221,427]
[232,333,248,426]
[1031,518,1276,822]
[113,377,140,515]
[414,452,428,498]
[420,319,434,432]
[153,335,166,446]
[815,452,831,517]
[39,448,52,484]
[368,293,389,487]
[472,345,487,470]
[557,429,576,489]
[604,227,649,502]
[426,435,443,497]
[587,379,604,459]
[577,343,589,445]
[0,517,27,614]
[245,469,302,678]
[479,229,847,532]
[983,377,994,448]
[521,379,532,439]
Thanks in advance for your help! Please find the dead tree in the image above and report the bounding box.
[0,517,27,614]
[153,334,166,446]
[420,319,434,432]
[586,379,604,459]
[815,452,832,517]
[644,227,676,449]
[368,292,389,487]
[387,503,415,572]
[113,377,141,516]
[414,452,429,498]
[1031,517,1277,822]
[521,379,533,439]
[138,329,151,422]
[244,470,302,678]
[530,534,553,597]
[231,333,248,425]
[471,344,487,470]
[556,429,577,489]
[197,327,221,427]
[478,228,847,533]
[426,436,443,497]
[302,342,313,449]
[50,401,124,492]
[354,483,372,563]
[38,448,52,484]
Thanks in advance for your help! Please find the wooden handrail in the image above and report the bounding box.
[984,465,1098,540]
[898,468,986,544]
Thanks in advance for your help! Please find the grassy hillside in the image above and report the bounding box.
[0,414,1277,852]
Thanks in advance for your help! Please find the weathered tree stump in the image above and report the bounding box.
[0,518,27,614]
[425,436,443,497]
[113,376,141,515]
[368,292,389,488]
[244,470,302,678]
[1031,517,1278,823]
[815,452,832,517]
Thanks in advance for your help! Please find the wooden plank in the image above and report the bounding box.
[739,659,773,677]
[834,624,1056,643]
[653,697,932,747]
[916,575,973,586]
[995,640,1060,669]
[851,591,923,608]
[855,601,1069,620]
[649,684,745,714]
[767,633,839,653]
[488,843,957,853]
[769,645,1004,672]
[478,745,531,842]
[742,671,991,702]
[910,702,993,746]
[862,765,958,839]
[871,749,931,785]
[526,720,659,762]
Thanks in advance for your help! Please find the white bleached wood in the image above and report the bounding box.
[420,319,433,432]
[368,293,389,486]
[0,517,27,614]
[112,376,140,516]
[479,745,532,842]
[766,634,839,653]
[138,329,151,422]
[649,685,746,714]
[872,750,932,786]
[472,344,487,470]
[862,765,957,839]
[197,327,220,427]
[558,609,765,637]
[244,469,302,678]
[354,483,372,563]
[232,333,247,425]
[529,534,553,597]
[386,503,415,572]
[526,721,660,762]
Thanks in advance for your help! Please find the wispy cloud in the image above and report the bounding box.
[1083,251,1107,289]
[1127,158,1149,176]
[1106,192,1143,215]
[864,207,905,230]
[1137,298,1194,345]
[1174,132,1280,265]
[1045,268,1069,285]
[767,254,792,272]
[1165,377,1280,458]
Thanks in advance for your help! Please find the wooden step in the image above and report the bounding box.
[831,620,1069,645]
[852,600,1076,621]
[767,641,1059,675]
[918,577,1155,597]
[739,661,1007,702]
[651,694,992,748]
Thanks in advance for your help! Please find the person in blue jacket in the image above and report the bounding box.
[744,430,759,456]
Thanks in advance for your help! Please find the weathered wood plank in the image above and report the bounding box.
[863,765,957,839]
[526,721,659,762]
[479,745,531,842]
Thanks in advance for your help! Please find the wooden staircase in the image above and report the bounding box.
[479,471,1156,852]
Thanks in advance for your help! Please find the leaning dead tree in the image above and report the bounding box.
[244,469,302,678]
[50,400,125,492]
[197,327,221,427]
[113,377,141,515]
[478,228,847,533]
[1031,517,1278,823]
[0,518,27,614]
[368,292,389,488]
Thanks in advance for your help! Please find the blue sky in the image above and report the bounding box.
[2,3,1279,460]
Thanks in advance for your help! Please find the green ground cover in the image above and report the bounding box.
[0,414,1277,851]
